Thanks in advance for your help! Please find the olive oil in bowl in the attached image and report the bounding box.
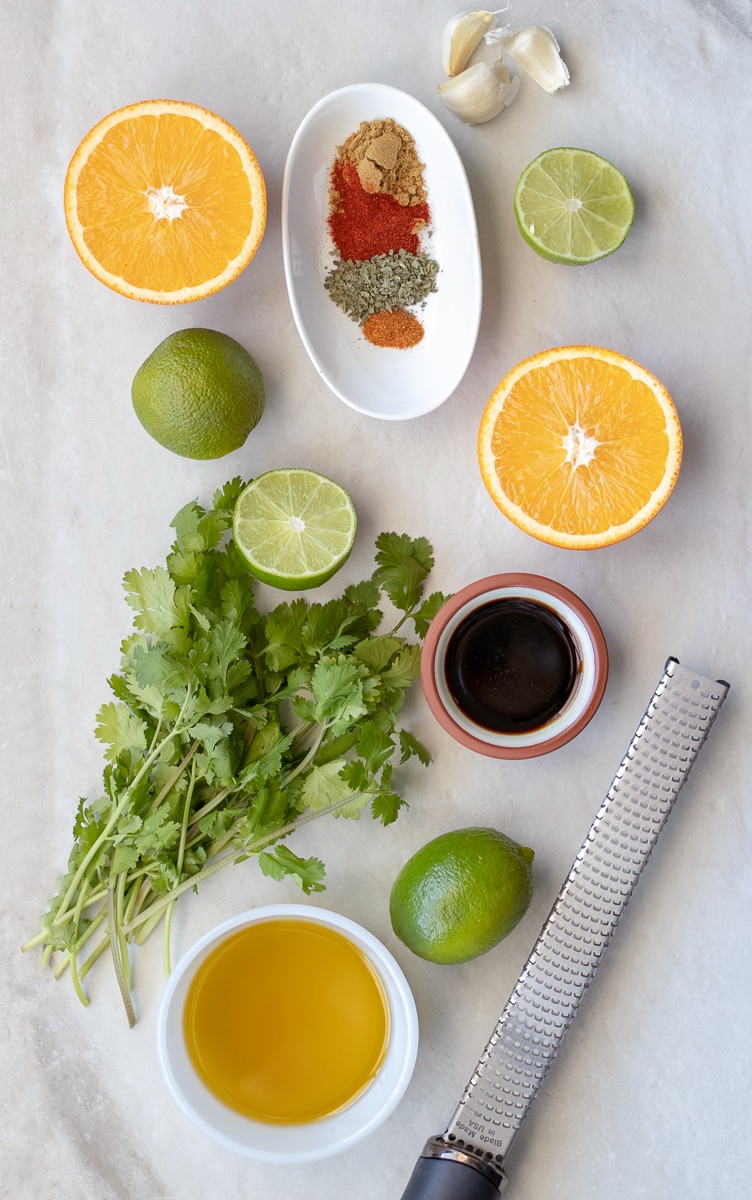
[157,904,419,1160]
[183,917,390,1124]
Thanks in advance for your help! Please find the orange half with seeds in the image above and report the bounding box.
[478,346,683,550]
[64,100,267,304]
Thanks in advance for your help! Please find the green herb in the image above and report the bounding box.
[324,248,440,323]
[22,479,449,1025]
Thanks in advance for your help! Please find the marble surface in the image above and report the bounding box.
[3,2,751,1198]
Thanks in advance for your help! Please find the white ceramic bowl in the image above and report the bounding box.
[156,904,419,1162]
[281,83,482,419]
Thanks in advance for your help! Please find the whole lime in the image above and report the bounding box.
[389,826,534,964]
[131,328,265,459]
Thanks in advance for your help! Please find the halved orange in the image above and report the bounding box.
[64,100,267,304]
[478,346,682,550]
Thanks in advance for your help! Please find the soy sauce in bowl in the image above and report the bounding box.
[444,598,579,733]
[420,574,608,759]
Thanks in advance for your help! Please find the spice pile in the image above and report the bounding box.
[324,119,439,349]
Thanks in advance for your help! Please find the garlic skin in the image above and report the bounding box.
[498,26,570,93]
[438,58,520,124]
[441,10,498,76]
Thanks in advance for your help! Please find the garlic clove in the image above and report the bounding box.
[499,26,570,93]
[438,58,520,124]
[441,10,498,76]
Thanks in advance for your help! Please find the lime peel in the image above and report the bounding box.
[389,826,535,964]
[131,328,265,459]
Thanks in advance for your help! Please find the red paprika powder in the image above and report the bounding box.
[329,159,430,261]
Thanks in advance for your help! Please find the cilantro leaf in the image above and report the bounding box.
[123,566,183,637]
[412,589,452,639]
[371,791,407,826]
[301,760,352,811]
[399,729,432,766]
[94,702,147,762]
[257,845,326,894]
[373,532,435,615]
[310,659,368,729]
[381,644,421,689]
[353,634,402,672]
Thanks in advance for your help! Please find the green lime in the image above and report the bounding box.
[389,826,534,965]
[233,468,357,590]
[131,328,265,459]
[514,147,635,265]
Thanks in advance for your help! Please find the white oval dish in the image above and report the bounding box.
[156,903,419,1162]
[282,83,482,420]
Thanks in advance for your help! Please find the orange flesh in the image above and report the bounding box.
[484,354,679,538]
[75,114,254,291]
[183,919,390,1124]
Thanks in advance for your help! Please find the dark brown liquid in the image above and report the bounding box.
[444,598,579,734]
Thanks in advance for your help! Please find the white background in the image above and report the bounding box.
[2,2,751,1198]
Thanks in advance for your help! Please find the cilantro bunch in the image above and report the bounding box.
[24,479,448,1025]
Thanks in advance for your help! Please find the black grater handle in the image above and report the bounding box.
[399,1139,506,1198]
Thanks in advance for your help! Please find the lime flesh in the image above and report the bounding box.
[514,147,635,265]
[389,826,534,964]
[232,468,357,590]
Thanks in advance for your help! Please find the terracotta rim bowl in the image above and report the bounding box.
[420,573,608,760]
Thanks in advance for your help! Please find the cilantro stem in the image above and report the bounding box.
[68,941,89,1008]
[146,739,199,818]
[52,713,190,924]
[52,906,109,979]
[21,929,50,952]
[186,785,232,833]
[281,722,326,787]
[163,757,197,978]
[121,788,379,936]
[54,872,146,929]
[116,872,131,990]
[107,884,136,1027]
[79,930,113,981]
[133,907,167,946]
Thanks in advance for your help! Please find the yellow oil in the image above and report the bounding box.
[183,917,390,1124]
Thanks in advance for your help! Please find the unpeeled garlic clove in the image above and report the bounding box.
[438,58,520,124]
[498,26,570,93]
[441,10,498,76]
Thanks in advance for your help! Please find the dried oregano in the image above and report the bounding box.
[324,249,439,323]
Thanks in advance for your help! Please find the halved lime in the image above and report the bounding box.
[514,147,635,265]
[233,468,357,590]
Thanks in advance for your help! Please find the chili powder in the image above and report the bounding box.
[328,159,430,261]
[362,309,425,349]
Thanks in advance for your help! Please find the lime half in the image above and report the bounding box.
[233,468,357,590]
[514,147,635,265]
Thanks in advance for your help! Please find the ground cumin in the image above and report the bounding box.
[336,118,428,207]
[362,308,425,349]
